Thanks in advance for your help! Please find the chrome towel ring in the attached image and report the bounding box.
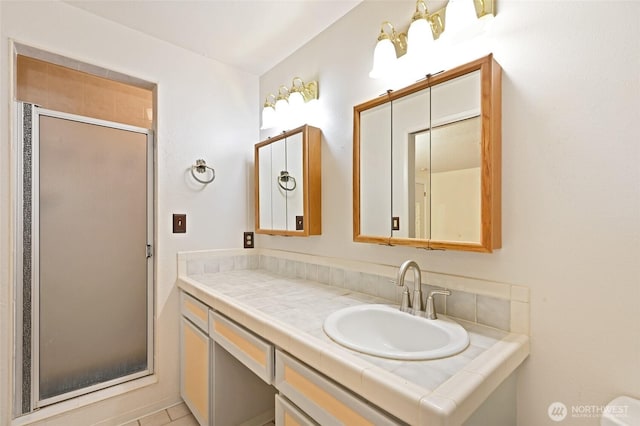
[277,170,296,191]
[191,159,215,184]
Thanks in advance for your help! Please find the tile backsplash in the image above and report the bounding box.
[178,249,529,335]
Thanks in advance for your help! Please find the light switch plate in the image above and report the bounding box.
[173,214,186,233]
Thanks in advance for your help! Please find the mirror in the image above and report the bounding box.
[255,124,321,236]
[354,55,501,252]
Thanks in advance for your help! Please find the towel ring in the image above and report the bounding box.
[277,170,296,191]
[191,159,215,184]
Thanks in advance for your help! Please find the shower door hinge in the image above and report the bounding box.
[146,244,153,258]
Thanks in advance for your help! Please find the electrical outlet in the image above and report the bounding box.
[243,232,254,249]
[173,214,186,233]
[392,216,400,231]
[295,216,304,230]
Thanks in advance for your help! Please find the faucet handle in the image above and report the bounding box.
[429,289,451,298]
[425,289,451,320]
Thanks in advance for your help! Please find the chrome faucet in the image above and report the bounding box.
[395,260,451,319]
[396,260,423,316]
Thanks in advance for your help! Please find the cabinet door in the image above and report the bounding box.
[358,103,392,240]
[180,317,210,426]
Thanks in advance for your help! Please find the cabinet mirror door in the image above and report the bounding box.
[358,103,391,241]
[354,55,501,252]
[391,88,431,241]
[257,132,304,231]
[255,125,321,236]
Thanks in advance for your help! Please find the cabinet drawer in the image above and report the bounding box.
[276,394,318,426]
[180,291,209,332]
[209,311,274,384]
[275,351,401,426]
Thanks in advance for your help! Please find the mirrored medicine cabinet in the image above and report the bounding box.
[255,124,321,236]
[354,55,501,252]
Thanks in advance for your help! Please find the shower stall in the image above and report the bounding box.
[14,103,154,415]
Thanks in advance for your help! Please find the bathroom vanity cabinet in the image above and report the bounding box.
[177,250,529,426]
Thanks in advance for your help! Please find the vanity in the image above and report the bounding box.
[177,250,529,426]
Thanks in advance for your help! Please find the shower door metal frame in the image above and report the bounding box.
[14,103,155,413]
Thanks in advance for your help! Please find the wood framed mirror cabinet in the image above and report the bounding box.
[353,55,501,252]
[255,125,321,236]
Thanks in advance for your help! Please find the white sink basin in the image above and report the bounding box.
[323,304,469,360]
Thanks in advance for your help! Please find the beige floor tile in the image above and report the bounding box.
[167,414,199,426]
[167,402,191,420]
[138,410,171,426]
[121,422,139,426]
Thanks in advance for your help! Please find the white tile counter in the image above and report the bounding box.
[177,253,529,425]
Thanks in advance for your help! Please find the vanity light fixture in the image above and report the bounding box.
[261,78,319,129]
[369,0,495,79]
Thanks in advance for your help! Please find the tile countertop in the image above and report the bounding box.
[177,268,529,426]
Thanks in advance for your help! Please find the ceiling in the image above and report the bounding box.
[64,0,363,76]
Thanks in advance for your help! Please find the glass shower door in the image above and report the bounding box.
[29,107,153,407]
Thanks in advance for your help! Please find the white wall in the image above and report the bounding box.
[431,167,481,242]
[259,1,640,425]
[0,1,257,424]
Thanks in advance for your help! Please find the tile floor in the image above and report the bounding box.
[123,402,197,426]
[124,402,276,426]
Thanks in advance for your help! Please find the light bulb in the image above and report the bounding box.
[441,0,480,45]
[407,18,433,58]
[261,106,276,129]
[288,91,304,108]
[275,97,289,115]
[369,38,397,79]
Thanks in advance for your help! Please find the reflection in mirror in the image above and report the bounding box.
[414,117,481,242]
[391,88,430,240]
[359,103,391,238]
